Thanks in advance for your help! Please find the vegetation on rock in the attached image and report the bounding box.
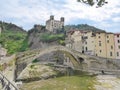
[0,21,27,54]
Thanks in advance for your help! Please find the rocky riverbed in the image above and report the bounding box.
[95,75,120,90]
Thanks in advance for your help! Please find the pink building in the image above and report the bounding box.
[114,33,120,59]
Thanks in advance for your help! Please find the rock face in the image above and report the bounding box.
[0,44,7,57]
[27,25,60,49]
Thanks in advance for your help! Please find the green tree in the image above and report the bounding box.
[77,0,108,7]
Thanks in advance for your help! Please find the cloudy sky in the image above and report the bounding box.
[0,0,120,32]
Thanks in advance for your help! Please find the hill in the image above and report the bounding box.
[65,24,105,32]
[0,21,27,54]
[27,25,65,49]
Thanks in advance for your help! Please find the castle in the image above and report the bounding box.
[46,15,64,33]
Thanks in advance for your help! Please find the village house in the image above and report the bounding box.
[114,33,120,59]
[95,32,107,58]
[65,30,83,52]
[82,31,95,55]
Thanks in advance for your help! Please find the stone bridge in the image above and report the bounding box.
[15,45,120,81]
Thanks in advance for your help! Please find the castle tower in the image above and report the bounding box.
[60,17,64,22]
[46,15,65,33]
[50,15,54,20]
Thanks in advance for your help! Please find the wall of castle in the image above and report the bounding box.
[46,16,64,32]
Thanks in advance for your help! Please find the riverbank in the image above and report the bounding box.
[95,75,120,90]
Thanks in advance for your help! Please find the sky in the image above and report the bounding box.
[0,0,120,32]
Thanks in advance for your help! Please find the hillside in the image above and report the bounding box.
[27,25,65,49]
[0,21,27,54]
[65,24,105,32]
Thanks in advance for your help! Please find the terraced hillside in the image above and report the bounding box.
[0,21,27,54]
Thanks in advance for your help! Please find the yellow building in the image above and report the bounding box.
[95,32,107,58]
[83,31,95,55]
[106,33,115,59]
[95,32,115,59]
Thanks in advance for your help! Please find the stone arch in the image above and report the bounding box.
[15,45,86,80]
[78,57,84,63]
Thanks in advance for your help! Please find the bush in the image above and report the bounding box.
[40,33,65,42]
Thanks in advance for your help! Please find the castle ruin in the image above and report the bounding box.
[46,15,64,33]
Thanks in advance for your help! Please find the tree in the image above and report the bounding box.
[77,0,108,8]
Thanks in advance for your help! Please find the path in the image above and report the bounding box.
[95,75,120,90]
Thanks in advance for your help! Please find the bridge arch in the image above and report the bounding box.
[15,45,87,80]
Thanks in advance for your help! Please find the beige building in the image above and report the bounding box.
[106,33,115,59]
[95,32,107,58]
[95,32,115,59]
[66,30,83,52]
[46,15,64,33]
[82,31,95,55]
[114,33,120,59]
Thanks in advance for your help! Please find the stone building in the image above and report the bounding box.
[114,33,120,59]
[105,33,115,59]
[95,32,107,58]
[66,30,83,52]
[46,15,64,33]
[95,32,115,59]
[82,31,95,55]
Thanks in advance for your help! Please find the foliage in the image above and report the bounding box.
[40,33,65,43]
[77,0,108,7]
[19,37,29,52]
[30,65,35,69]
[0,22,27,54]
[32,59,39,63]
[58,40,65,45]
[65,24,105,32]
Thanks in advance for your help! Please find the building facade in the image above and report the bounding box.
[106,33,115,59]
[82,31,95,55]
[114,33,120,59]
[66,30,83,52]
[95,32,115,59]
[95,32,107,58]
[46,15,64,33]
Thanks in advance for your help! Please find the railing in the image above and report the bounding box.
[0,72,18,90]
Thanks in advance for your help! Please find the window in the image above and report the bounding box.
[98,36,100,38]
[110,52,112,56]
[100,50,102,53]
[119,45,120,49]
[117,35,119,38]
[111,46,113,49]
[107,40,109,43]
[86,47,88,51]
[99,43,101,46]
[118,40,120,43]
[86,42,87,44]
[117,52,119,56]
[107,36,109,38]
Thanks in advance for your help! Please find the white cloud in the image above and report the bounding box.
[0,0,120,32]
